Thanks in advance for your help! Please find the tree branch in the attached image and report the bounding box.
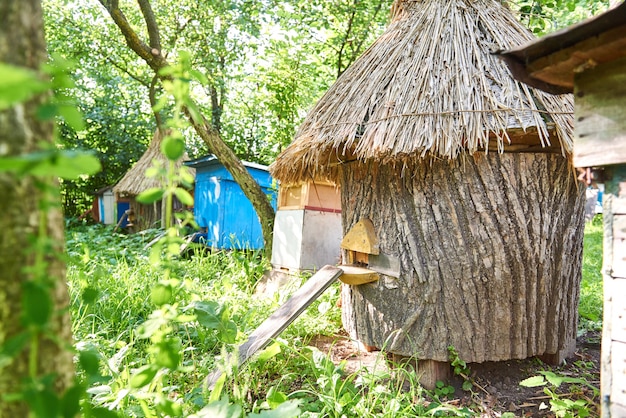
[137,0,161,52]
[97,0,167,73]
[105,56,150,86]
[149,74,164,133]
[350,0,384,65]
[337,3,358,78]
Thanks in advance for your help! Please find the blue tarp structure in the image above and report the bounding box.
[184,155,277,250]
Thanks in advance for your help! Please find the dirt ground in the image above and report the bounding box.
[309,330,601,417]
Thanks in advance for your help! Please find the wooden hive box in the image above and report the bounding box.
[271,181,342,272]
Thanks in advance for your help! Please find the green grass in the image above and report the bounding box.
[65,217,605,417]
[580,214,604,332]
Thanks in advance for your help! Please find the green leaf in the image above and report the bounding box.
[541,371,565,387]
[185,99,203,124]
[0,149,100,179]
[157,398,183,417]
[37,101,85,131]
[0,63,49,110]
[51,150,101,179]
[190,69,209,85]
[198,397,243,418]
[179,167,194,185]
[136,187,165,204]
[248,400,301,418]
[81,287,99,305]
[173,187,194,206]
[129,364,159,388]
[194,301,221,329]
[462,380,473,391]
[27,387,60,418]
[520,375,547,387]
[0,332,30,359]
[265,386,287,409]
[154,339,181,370]
[136,314,169,339]
[217,320,238,344]
[257,342,281,364]
[158,66,177,77]
[539,370,586,387]
[60,384,84,418]
[151,283,173,307]
[79,348,101,376]
[153,95,170,112]
[22,281,52,327]
[89,407,120,418]
[209,373,227,404]
[57,103,85,131]
[161,135,185,161]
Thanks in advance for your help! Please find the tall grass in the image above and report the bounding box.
[580,215,603,332]
[65,217,604,416]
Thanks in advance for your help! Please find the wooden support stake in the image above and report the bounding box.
[390,354,451,390]
[205,265,343,389]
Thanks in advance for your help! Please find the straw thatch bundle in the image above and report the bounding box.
[114,129,193,229]
[114,130,176,198]
[271,0,574,184]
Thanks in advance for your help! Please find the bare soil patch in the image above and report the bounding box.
[309,330,601,417]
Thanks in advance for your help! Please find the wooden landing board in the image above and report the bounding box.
[205,265,343,388]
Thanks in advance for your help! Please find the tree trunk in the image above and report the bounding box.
[341,152,585,363]
[0,0,74,415]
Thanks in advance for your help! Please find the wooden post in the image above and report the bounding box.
[600,166,626,417]
[390,354,451,390]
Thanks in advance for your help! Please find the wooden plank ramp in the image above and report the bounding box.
[205,265,343,389]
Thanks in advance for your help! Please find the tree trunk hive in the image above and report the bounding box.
[270,0,585,368]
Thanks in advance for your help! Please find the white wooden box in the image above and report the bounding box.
[271,209,342,271]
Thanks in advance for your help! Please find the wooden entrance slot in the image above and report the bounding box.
[338,219,380,285]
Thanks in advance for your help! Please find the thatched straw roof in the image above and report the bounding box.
[271,0,574,184]
[114,129,193,198]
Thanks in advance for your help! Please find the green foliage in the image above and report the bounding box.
[29,1,610,416]
[434,380,455,399]
[520,370,599,417]
[43,0,155,217]
[448,346,473,391]
[510,0,610,35]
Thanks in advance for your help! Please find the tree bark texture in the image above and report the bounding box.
[0,1,74,415]
[340,152,585,363]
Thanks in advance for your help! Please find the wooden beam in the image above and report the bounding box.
[527,25,626,90]
[205,265,343,388]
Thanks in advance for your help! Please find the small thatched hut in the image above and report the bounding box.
[271,0,585,376]
[114,129,192,230]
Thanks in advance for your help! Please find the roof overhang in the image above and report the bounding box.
[184,155,270,172]
[496,1,626,94]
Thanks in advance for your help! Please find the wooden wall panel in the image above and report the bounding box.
[574,57,626,167]
[611,341,626,410]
